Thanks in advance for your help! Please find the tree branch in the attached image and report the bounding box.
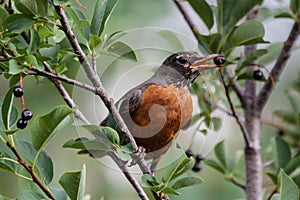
[42,62,90,124]
[257,20,300,112]
[108,152,150,200]
[173,1,199,41]
[53,4,159,199]
[6,141,55,199]
[219,71,250,147]
[53,4,140,153]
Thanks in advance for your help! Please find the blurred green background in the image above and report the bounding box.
[0,0,299,199]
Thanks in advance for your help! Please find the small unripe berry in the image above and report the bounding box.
[13,86,24,98]
[21,109,33,121]
[17,119,27,129]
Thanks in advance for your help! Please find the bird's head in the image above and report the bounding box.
[153,52,225,87]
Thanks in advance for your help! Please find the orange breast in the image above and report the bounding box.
[127,84,193,154]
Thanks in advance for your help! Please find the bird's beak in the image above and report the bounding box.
[190,54,223,72]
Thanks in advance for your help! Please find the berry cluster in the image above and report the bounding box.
[13,86,33,129]
[185,149,204,172]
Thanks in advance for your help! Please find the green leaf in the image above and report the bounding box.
[91,0,119,37]
[106,41,137,61]
[4,14,34,34]
[15,0,37,17]
[31,105,73,150]
[171,176,203,190]
[116,147,131,161]
[0,98,19,132]
[15,0,48,17]
[187,0,213,29]
[157,30,184,51]
[18,190,47,200]
[216,0,262,35]
[239,49,268,69]
[162,187,180,195]
[203,159,226,174]
[271,194,280,200]
[257,43,283,65]
[211,117,222,131]
[285,153,300,175]
[271,136,291,170]
[141,174,163,192]
[28,28,40,54]
[9,59,25,75]
[63,137,108,151]
[81,125,120,145]
[275,12,295,19]
[31,105,73,172]
[17,141,54,185]
[103,31,127,47]
[24,55,38,67]
[0,194,13,200]
[38,25,55,40]
[59,165,86,200]
[0,151,16,173]
[196,33,222,54]
[290,0,300,15]
[1,88,15,130]
[0,8,9,31]
[231,20,267,46]
[279,170,299,200]
[214,141,228,169]
[89,34,102,50]
[157,152,194,184]
[266,172,279,185]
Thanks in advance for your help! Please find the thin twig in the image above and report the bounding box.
[218,70,250,147]
[53,4,139,153]
[53,4,159,199]
[231,178,246,190]
[42,62,90,124]
[226,69,245,107]
[173,1,199,41]
[108,152,150,200]
[6,141,55,199]
[257,20,300,112]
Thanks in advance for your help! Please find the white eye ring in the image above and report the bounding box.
[177,56,188,65]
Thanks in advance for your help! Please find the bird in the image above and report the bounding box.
[92,52,225,171]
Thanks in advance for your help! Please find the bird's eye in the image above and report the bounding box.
[177,56,188,65]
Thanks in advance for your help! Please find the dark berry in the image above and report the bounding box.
[21,109,33,120]
[13,86,24,98]
[192,162,202,172]
[253,69,263,80]
[213,55,225,66]
[185,149,194,158]
[195,154,204,162]
[17,119,27,129]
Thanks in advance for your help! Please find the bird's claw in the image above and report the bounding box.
[128,146,146,167]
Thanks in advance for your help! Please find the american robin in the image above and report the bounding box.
[98,52,225,170]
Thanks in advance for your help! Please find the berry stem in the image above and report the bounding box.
[19,73,25,111]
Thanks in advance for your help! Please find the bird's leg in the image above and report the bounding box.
[128,146,146,167]
[150,155,163,175]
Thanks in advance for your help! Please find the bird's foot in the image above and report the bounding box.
[128,146,146,167]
